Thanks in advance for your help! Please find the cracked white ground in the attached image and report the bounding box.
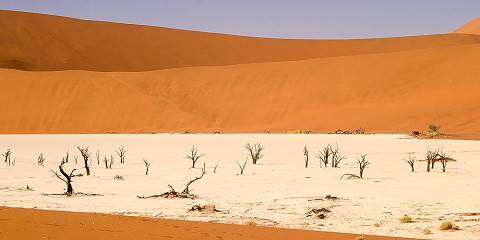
[1,134,479,240]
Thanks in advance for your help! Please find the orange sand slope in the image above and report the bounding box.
[1,43,480,136]
[455,17,480,35]
[1,10,480,71]
[0,11,480,137]
[0,207,417,240]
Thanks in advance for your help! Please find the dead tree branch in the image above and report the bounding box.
[330,144,345,168]
[186,145,204,168]
[236,159,247,175]
[404,152,415,172]
[245,142,264,164]
[304,145,309,168]
[37,153,46,166]
[77,146,91,176]
[143,159,151,175]
[3,149,12,166]
[137,165,206,199]
[316,145,332,167]
[341,154,370,179]
[116,146,127,164]
[51,155,76,195]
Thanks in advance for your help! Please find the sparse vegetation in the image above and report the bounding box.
[77,146,91,176]
[116,146,127,164]
[423,228,432,235]
[186,145,204,168]
[245,142,264,164]
[143,159,151,175]
[428,124,441,134]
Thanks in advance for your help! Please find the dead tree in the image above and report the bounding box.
[143,159,151,175]
[341,154,370,179]
[186,145,204,168]
[330,144,345,168]
[138,164,206,199]
[77,146,91,176]
[37,153,46,166]
[304,145,309,168]
[357,155,370,178]
[103,156,109,168]
[245,142,264,164]
[3,149,12,166]
[437,151,456,172]
[316,145,332,167]
[213,163,219,173]
[182,163,206,195]
[236,160,247,175]
[103,155,114,169]
[96,150,100,165]
[425,149,438,172]
[116,146,127,164]
[51,156,76,195]
[404,152,415,172]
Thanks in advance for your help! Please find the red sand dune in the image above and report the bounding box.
[1,10,480,71]
[455,17,480,35]
[0,207,417,240]
[0,10,479,138]
[1,43,479,136]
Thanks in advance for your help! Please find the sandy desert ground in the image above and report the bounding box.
[1,133,479,240]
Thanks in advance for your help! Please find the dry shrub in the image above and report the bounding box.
[400,215,413,223]
[114,175,124,180]
[423,228,432,235]
[356,235,366,240]
[373,223,381,227]
[439,221,459,231]
[245,220,257,226]
[188,204,219,213]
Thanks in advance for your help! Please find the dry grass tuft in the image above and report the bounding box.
[423,227,432,235]
[400,215,413,223]
[439,221,459,231]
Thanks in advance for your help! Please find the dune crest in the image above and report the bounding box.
[455,17,480,35]
[1,10,480,71]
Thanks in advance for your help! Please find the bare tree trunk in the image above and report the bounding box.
[77,146,91,176]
